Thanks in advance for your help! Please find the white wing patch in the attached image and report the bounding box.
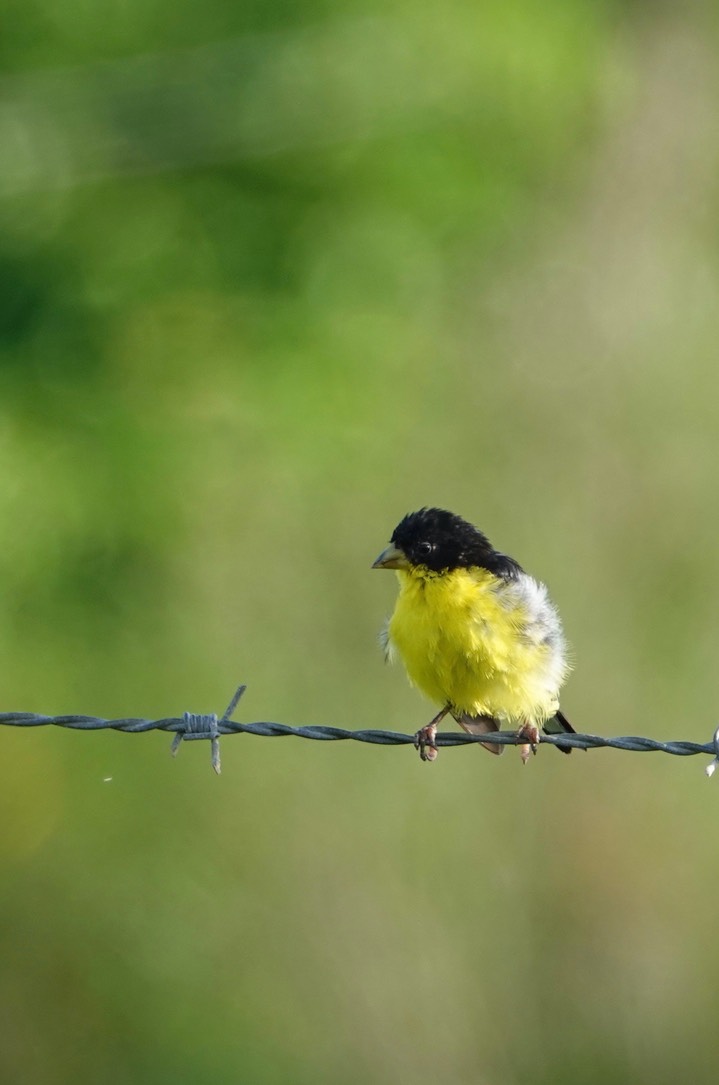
[497,571,570,700]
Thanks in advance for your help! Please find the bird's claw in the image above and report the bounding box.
[414,722,438,762]
[516,721,540,764]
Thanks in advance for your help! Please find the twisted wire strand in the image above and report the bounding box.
[1,684,718,777]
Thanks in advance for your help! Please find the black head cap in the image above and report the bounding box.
[391,507,522,577]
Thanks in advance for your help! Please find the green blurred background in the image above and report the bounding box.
[2,2,719,1082]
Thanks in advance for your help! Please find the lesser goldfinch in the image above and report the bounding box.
[372,507,575,762]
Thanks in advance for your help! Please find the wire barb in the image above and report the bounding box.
[705,725,719,779]
[0,683,717,779]
[170,685,247,774]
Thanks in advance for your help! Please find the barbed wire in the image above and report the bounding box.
[1,684,719,778]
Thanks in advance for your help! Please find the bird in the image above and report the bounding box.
[372,507,575,762]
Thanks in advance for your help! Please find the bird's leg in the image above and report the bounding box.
[414,705,450,763]
[516,719,540,764]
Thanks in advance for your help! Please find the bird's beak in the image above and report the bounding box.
[372,544,409,570]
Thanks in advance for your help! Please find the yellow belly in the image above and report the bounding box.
[388,567,558,722]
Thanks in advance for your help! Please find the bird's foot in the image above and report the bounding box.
[414,722,438,762]
[516,720,540,764]
[413,706,450,763]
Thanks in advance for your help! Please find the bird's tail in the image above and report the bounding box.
[542,709,575,754]
[453,712,504,756]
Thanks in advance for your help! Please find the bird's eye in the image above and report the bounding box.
[417,541,433,557]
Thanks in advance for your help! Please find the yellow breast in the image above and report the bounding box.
[387,566,559,722]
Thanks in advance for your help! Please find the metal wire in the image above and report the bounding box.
[1,684,719,777]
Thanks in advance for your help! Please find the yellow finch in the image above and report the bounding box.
[372,508,575,761]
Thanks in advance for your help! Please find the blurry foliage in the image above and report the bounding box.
[1,2,719,1083]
